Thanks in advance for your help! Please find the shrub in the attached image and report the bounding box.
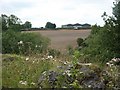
[67,45,74,55]
[48,49,61,58]
[76,38,84,47]
[2,30,50,55]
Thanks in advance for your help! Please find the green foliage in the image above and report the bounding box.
[8,24,23,32]
[2,14,41,55]
[2,54,53,88]
[48,49,61,57]
[80,1,120,63]
[1,14,32,32]
[2,30,50,55]
[76,38,84,47]
[1,14,8,31]
[72,50,80,65]
[45,22,56,29]
[23,21,32,29]
[67,45,74,55]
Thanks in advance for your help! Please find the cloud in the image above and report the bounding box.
[0,0,115,27]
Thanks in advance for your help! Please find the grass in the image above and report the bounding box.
[2,54,63,88]
[2,53,120,88]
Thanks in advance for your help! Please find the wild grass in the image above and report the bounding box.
[2,54,63,88]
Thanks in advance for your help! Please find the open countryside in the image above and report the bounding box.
[25,29,91,52]
[2,0,120,89]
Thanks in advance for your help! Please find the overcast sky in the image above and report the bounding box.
[0,0,115,27]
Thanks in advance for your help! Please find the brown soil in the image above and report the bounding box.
[25,29,91,52]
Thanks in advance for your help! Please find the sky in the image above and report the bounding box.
[0,0,115,27]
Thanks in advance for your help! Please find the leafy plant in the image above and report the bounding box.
[2,30,50,55]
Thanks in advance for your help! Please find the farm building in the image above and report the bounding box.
[62,23,91,29]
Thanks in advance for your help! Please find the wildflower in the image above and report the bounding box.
[106,62,110,65]
[84,63,92,66]
[63,62,67,65]
[19,80,27,85]
[35,45,38,48]
[42,71,46,75]
[88,85,91,88]
[48,55,53,59]
[79,72,83,74]
[31,82,35,85]
[112,58,117,62]
[62,72,65,75]
[18,41,23,44]
[46,55,53,59]
[26,57,29,61]
[32,60,35,63]
[65,70,71,76]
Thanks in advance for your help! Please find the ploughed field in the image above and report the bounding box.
[26,29,91,52]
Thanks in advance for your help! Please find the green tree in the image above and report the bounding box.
[112,1,120,57]
[1,14,8,31]
[23,21,32,29]
[45,22,56,29]
[81,1,120,62]
[1,14,23,32]
[101,1,120,58]
[77,38,84,47]
[8,14,22,26]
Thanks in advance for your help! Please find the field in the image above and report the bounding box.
[25,29,91,52]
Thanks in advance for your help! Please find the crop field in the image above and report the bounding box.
[26,29,91,52]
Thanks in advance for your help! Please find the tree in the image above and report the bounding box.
[1,14,8,31]
[8,14,22,26]
[81,1,120,62]
[1,14,23,32]
[45,22,56,29]
[101,1,120,57]
[77,38,84,47]
[112,1,120,57]
[23,21,32,29]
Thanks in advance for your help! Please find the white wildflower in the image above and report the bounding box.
[19,80,27,85]
[83,63,92,66]
[32,60,35,63]
[26,57,29,61]
[106,62,110,65]
[65,70,71,76]
[79,72,83,74]
[48,55,53,59]
[18,41,23,44]
[63,62,67,65]
[42,71,46,75]
[112,58,118,62]
[88,85,91,88]
[46,55,53,59]
[31,82,35,85]
[67,73,71,76]
[35,45,38,48]
[62,72,65,75]
[77,63,92,66]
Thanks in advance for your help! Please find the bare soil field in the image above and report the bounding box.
[26,29,91,52]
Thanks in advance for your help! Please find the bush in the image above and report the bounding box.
[48,49,61,58]
[2,30,50,55]
[76,38,84,47]
[67,45,74,55]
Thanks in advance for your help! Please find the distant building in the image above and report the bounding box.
[82,23,91,29]
[62,23,91,29]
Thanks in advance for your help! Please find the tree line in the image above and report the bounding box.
[1,14,32,32]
